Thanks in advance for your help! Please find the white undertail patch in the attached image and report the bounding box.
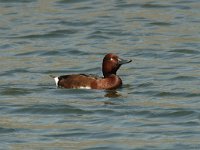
[54,77,59,87]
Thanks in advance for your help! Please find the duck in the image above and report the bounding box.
[51,53,132,90]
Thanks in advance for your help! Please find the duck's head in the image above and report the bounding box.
[102,53,132,77]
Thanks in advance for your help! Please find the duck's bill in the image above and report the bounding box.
[118,58,132,65]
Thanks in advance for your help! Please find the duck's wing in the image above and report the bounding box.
[79,74,101,79]
[51,74,101,89]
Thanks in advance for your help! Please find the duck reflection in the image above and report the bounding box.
[104,90,122,98]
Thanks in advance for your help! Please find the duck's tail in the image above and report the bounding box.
[49,75,59,87]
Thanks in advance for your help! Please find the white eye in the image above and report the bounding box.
[110,58,114,61]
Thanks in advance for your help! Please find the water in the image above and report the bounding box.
[0,0,200,149]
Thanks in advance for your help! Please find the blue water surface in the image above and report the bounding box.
[0,0,200,149]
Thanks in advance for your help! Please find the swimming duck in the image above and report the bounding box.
[51,53,132,90]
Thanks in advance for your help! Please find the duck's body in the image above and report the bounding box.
[55,74,122,90]
[51,53,132,90]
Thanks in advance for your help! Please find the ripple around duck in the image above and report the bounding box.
[58,0,91,3]
[123,108,198,119]
[132,90,199,98]
[170,76,198,81]
[0,0,33,3]
[9,104,92,115]
[15,50,43,56]
[59,20,96,26]
[168,49,200,54]
[154,91,193,97]
[64,48,91,56]
[88,29,131,39]
[0,127,16,133]
[82,146,131,150]
[150,110,197,118]
[141,3,173,8]
[0,68,29,76]
[15,48,90,57]
[115,3,141,9]
[39,48,90,56]
[1,87,32,96]
[16,50,60,57]
[117,2,173,9]
[148,22,173,26]
[136,82,154,88]
[14,29,78,39]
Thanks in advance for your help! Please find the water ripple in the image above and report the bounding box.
[0,68,29,76]
[59,20,96,26]
[151,110,197,118]
[0,127,15,133]
[148,22,173,26]
[9,104,92,115]
[170,76,198,81]
[0,0,33,3]
[169,49,200,54]
[58,0,91,4]
[14,29,78,39]
[0,0,200,149]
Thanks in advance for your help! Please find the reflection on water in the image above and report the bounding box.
[0,0,200,149]
[104,90,122,98]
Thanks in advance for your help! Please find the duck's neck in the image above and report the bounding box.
[103,73,116,78]
[103,74,122,89]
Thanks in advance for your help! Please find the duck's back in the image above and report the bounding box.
[57,74,100,89]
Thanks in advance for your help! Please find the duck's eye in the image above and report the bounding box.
[110,57,118,61]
